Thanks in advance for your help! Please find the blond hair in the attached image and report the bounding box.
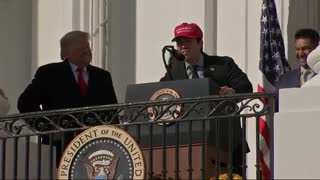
[60,31,90,60]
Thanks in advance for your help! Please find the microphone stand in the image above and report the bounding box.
[162,46,175,80]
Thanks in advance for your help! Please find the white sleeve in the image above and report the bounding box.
[307,45,320,73]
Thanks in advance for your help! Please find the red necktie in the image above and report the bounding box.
[77,67,87,96]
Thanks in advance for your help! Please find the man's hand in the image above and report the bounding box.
[219,86,236,95]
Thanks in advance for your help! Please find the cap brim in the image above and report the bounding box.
[171,36,180,42]
[171,35,200,42]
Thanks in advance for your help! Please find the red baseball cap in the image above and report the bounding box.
[172,22,203,42]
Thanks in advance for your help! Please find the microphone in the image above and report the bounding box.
[162,45,183,80]
[163,45,185,61]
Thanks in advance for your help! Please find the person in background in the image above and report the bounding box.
[160,22,253,175]
[279,29,319,88]
[0,88,10,115]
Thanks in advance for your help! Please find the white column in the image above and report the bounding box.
[106,0,136,102]
[32,0,73,73]
[0,0,32,114]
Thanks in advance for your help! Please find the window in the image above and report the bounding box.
[72,0,110,69]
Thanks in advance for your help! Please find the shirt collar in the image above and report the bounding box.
[300,66,314,75]
[68,61,87,73]
[185,54,204,69]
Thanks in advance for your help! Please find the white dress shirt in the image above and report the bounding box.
[69,62,89,85]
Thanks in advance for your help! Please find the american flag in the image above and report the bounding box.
[258,0,290,179]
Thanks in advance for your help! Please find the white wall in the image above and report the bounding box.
[32,0,73,73]
[275,111,320,179]
[108,0,136,103]
[135,0,215,84]
[275,87,320,178]
[0,0,32,114]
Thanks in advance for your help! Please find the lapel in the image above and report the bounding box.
[61,60,82,96]
[203,53,217,79]
[62,60,79,86]
[86,65,96,96]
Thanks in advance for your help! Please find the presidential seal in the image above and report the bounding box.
[148,88,182,125]
[57,125,145,180]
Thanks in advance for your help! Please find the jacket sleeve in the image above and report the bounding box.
[160,72,170,81]
[105,71,118,104]
[278,72,292,89]
[225,57,253,93]
[18,67,46,113]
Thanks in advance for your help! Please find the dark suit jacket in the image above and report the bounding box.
[160,53,253,93]
[18,60,117,113]
[278,68,301,89]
